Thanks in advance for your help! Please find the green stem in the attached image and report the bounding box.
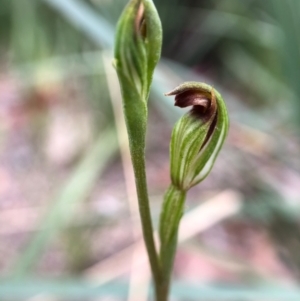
[159,184,186,300]
[120,78,165,300]
[130,145,164,301]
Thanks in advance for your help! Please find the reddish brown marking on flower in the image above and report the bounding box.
[168,87,217,125]
[173,90,209,109]
[191,88,217,121]
[166,86,218,151]
[135,2,147,39]
[200,111,218,150]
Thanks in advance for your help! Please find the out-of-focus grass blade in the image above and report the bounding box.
[272,0,300,127]
[43,0,114,48]
[1,279,300,300]
[13,127,118,277]
[220,45,294,122]
[12,51,106,88]
[0,279,128,299]
[94,0,126,25]
[195,10,279,49]
[10,0,38,61]
[221,46,290,99]
[172,1,254,64]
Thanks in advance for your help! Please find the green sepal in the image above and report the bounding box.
[170,110,215,190]
[190,89,229,186]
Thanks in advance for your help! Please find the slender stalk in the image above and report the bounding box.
[119,84,164,297]
[129,143,164,300]
[159,184,186,300]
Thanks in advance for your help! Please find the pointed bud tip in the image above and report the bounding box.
[164,91,175,96]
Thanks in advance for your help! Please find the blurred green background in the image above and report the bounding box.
[1,0,300,300]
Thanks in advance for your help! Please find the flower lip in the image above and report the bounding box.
[165,84,217,123]
[174,91,210,109]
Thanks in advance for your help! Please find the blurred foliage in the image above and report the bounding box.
[0,0,300,300]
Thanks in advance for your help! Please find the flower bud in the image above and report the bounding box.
[114,0,162,100]
[114,0,162,151]
[166,82,229,191]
